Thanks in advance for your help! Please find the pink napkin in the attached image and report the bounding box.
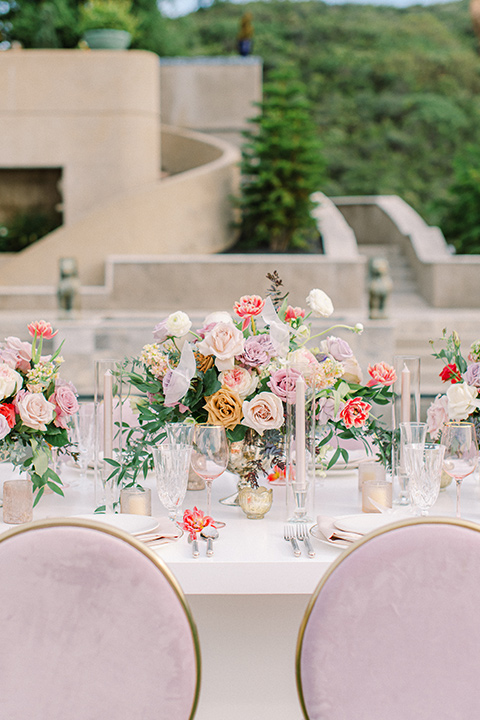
[136,518,183,547]
[316,515,363,547]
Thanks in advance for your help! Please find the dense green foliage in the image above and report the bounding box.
[171,0,480,246]
[437,145,480,253]
[237,65,326,251]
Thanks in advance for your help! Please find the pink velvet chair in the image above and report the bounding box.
[0,518,200,719]
[297,517,480,720]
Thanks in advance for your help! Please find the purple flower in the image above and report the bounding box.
[323,335,353,362]
[238,335,275,368]
[317,397,340,424]
[463,362,480,388]
[267,368,302,403]
[153,320,169,343]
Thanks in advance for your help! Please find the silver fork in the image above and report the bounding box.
[284,524,301,557]
[296,523,316,558]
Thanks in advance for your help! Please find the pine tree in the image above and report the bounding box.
[237,65,325,253]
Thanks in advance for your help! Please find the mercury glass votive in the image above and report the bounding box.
[238,486,273,519]
[362,478,392,513]
[3,479,33,524]
[120,487,152,515]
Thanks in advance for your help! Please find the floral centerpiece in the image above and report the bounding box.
[427,329,480,440]
[0,321,79,504]
[116,273,395,488]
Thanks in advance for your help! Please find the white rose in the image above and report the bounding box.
[165,311,192,338]
[306,288,334,317]
[219,367,258,399]
[447,383,480,420]
[241,391,284,435]
[17,392,56,431]
[0,363,23,401]
[204,311,233,326]
[197,322,245,371]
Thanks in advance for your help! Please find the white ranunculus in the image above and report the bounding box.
[17,391,56,431]
[165,311,192,338]
[241,391,284,435]
[306,288,334,317]
[0,363,23,401]
[447,383,480,420]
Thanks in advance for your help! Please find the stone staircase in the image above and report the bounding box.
[360,243,480,399]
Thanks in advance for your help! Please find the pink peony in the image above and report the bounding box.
[426,394,449,440]
[366,362,396,387]
[234,295,265,330]
[267,367,302,404]
[340,398,372,429]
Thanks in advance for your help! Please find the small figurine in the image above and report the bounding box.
[57,256,81,313]
[368,256,393,319]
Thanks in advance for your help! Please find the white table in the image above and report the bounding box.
[1,463,479,719]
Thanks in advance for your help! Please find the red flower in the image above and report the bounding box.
[0,402,16,428]
[27,320,58,340]
[366,362,396,387]
[340,398,372,429]
[439,363,462,384]
[285,305,305,323]
[234,295,265,331]
[181,506,216,540]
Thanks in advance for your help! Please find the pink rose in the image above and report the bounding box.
[426,394,449,440]
[50,382,79,429]
[196,322,245,371]
[4,336,32,373]
[17,391,56,431]
[237,335,275,369]
[218,367,258,399]
[241,391,284,435]
[267,367,302,404]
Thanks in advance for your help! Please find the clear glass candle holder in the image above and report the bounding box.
[238,486,273,519]
[120,487,152,516]
[362,478,393,513]
[358,461,386,491]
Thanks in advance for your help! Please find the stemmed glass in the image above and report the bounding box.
[190,424,229,518]
[441,421,479,518]
[404,442,445,516]
[70,401,95,486]
[152,442,192,524]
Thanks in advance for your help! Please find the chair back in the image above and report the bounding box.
[0,518,200,720]
[297,517,480,720]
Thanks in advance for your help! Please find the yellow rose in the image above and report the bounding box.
[204,387,243,431]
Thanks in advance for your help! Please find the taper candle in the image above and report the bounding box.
[400,363,411,424]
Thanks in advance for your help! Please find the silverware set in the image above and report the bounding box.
[284,523,316,558]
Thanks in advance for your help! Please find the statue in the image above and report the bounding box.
[368,256,393,320]
[57,257,81,313]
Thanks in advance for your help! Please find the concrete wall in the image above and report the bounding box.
[334,195,480,308]
[159,56,262,147]
[0,49,160,225]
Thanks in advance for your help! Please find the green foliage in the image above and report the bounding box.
[436,145,480,254]
[6,0,80,48]
[178,0,480,236]
[79,0,139,34]
[236,64,325,252]
[0,209,62,253]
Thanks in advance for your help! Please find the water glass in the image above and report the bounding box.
[153,442,192,522]
[71,401,95,483]
[404,442,445,515]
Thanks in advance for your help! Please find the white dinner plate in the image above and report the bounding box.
[322,449,370,474]
[73,513,159,536]
[309,524,349,549]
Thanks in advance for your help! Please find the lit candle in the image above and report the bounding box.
[295,375,306,486]
[120,487,152,515]
[401,363,411,424]
[103,370,113,461]
[362,480,393,513]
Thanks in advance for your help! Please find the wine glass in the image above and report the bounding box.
[441,421,478,518]
[190,424,229,518]
[404,442,445,516]
[152,442,192,523]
